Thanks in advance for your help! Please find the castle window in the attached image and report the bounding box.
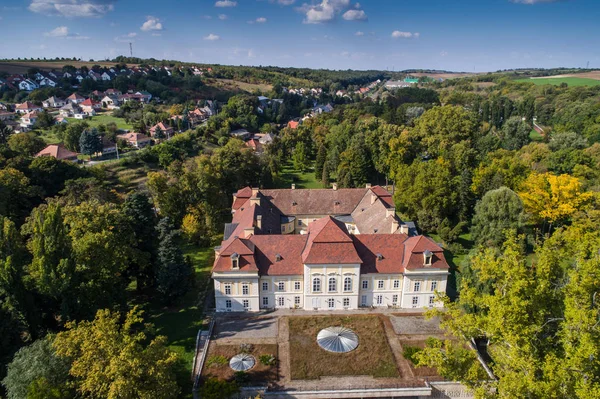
[424,250,433,266]
[344,277,352,292]
[242,284,249,295]
[328,277,337,292]
[224,284,231,295]
[312,277,321,293]
[231,252,239,269]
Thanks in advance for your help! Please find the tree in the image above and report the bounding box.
[471,150,530,199]
[519,172,593,229]
[78,128,102,157]
[122,193,157,290]
[420,225,600,398]
[7,133,46,156]
[154,126,165,140]
[0,121,13,144]
[0,168,40,223]
[199,378,239,399]
[471,187,524,248]
[2,338,72,399]
[500,116,530,151]
[292,142,309,173]
[29,156,85,198]
[337,135,372,188]
[53,307,180,399]
[315,144,327,181]
[155,218,191,303]
[61,121,89,152]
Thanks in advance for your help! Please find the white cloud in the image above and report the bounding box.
[275,0,295,4]
[114,33,136,42]
[204,33,220,41]
[44,25,89,39]
[355,31,364,36]
[248,17,267,24]
[215,0,237,7]
[152,33,162,36]
[29,0,115,17]
[391,30,419,39]
[141,16,163,31]
[300,0,368,24]
[342,9,367,21]
[218,13,228,20]
[440,50,448,57]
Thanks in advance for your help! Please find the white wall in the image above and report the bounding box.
[400,271,448,309]
[303,263,361,310]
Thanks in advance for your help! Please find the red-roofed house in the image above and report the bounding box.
[149,122,174,138]
[35,144,79,161]
[80,98,101,115]
[212,185,449,312]
[15,101,42,114]
[117,132,152,148]
[67,93,85,104]
[287,120,300,129]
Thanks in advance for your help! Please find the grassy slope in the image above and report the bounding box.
[0,61,135,74]
[529,129,544,142]
[515,77,600,87]
[66,113,133,131]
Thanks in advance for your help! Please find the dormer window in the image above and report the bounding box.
[275,254,282,262]
[334,200,340,205]
[423,250,433,266]
[376,253,383,261]
[231,252,240,269]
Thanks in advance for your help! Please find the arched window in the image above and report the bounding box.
[312,277,321,292]
[328,277,337,292]
[344,277,352,292]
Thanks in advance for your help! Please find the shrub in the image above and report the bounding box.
[259,354,276,366]
[206,355,228,368]
[403,346,423,365]
[199,378,239,399]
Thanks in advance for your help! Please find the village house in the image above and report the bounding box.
[35,144,79,162]
[15,101,42,114]
[230,128,253,141]
[59,102,83,118]
[101,95,120,109]
[117,132,152,149]
[67,93,86,104]
[43,96,66,108]
[0,111,15,122]
[38,77,57,87]
[18,79,39,91]
[80,98,101,115]
[20,111,39,128]
[149,121,174,138]
[212,185,449,312]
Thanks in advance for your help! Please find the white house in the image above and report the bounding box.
[18,79,39,91]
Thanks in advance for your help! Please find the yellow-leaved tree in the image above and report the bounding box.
[518,172,593,228]
[53,307,180,399]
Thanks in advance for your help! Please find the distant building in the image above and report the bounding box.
[230,128,253,141]
[35,144,79,162]
[117,132,152,149]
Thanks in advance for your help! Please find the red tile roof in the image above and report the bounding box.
[352,234,408,274]
[35,144,78,160]
[252,235,307,275]
[302,217,362,264]
[16,101,37,110]
[402,236,448,270]
[259,188,368,216]
[287,120,300,129]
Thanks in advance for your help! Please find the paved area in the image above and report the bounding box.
[214,314,279,341]
[390,315,442,336]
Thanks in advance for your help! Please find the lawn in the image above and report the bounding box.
[37,129,62,144]
[288,315,399,380]
[66,112,133,131]
[529,129,544,142]
[275,162,323,189]
[515,77,600,87]
[201,344,278,385]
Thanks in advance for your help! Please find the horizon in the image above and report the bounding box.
[1,0,599,71]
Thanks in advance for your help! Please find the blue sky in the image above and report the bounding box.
[0,0,598,71]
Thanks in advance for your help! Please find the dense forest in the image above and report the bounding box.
[1,63,600,398]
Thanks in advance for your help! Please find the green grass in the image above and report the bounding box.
[66,112,133,131]
[37,129,62,144]
[275,162,323,189]
[529,129,544,142]
[515,77,600,87]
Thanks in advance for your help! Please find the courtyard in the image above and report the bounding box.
[199,310,452,394]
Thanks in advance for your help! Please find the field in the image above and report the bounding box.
[288,315,399,380]
[0,61,135,74]
[66,112,133,131]
[213,78,273,93]
[516,76,600,87]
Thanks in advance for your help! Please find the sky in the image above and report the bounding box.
[0,0,599,72]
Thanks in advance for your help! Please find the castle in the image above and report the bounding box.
[211,184,449,312]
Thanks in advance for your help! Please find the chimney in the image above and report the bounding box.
[386,207,396,218]
[371,194,378,204]
[244,227,255,238]
[332,183,338,191]
[400,224,409,235]
[291,183,296,190]
[366,183,372,188]
[251,187,259,196]
[250,197,260,206]
[391,219,399,233]
[256,215,262,229]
